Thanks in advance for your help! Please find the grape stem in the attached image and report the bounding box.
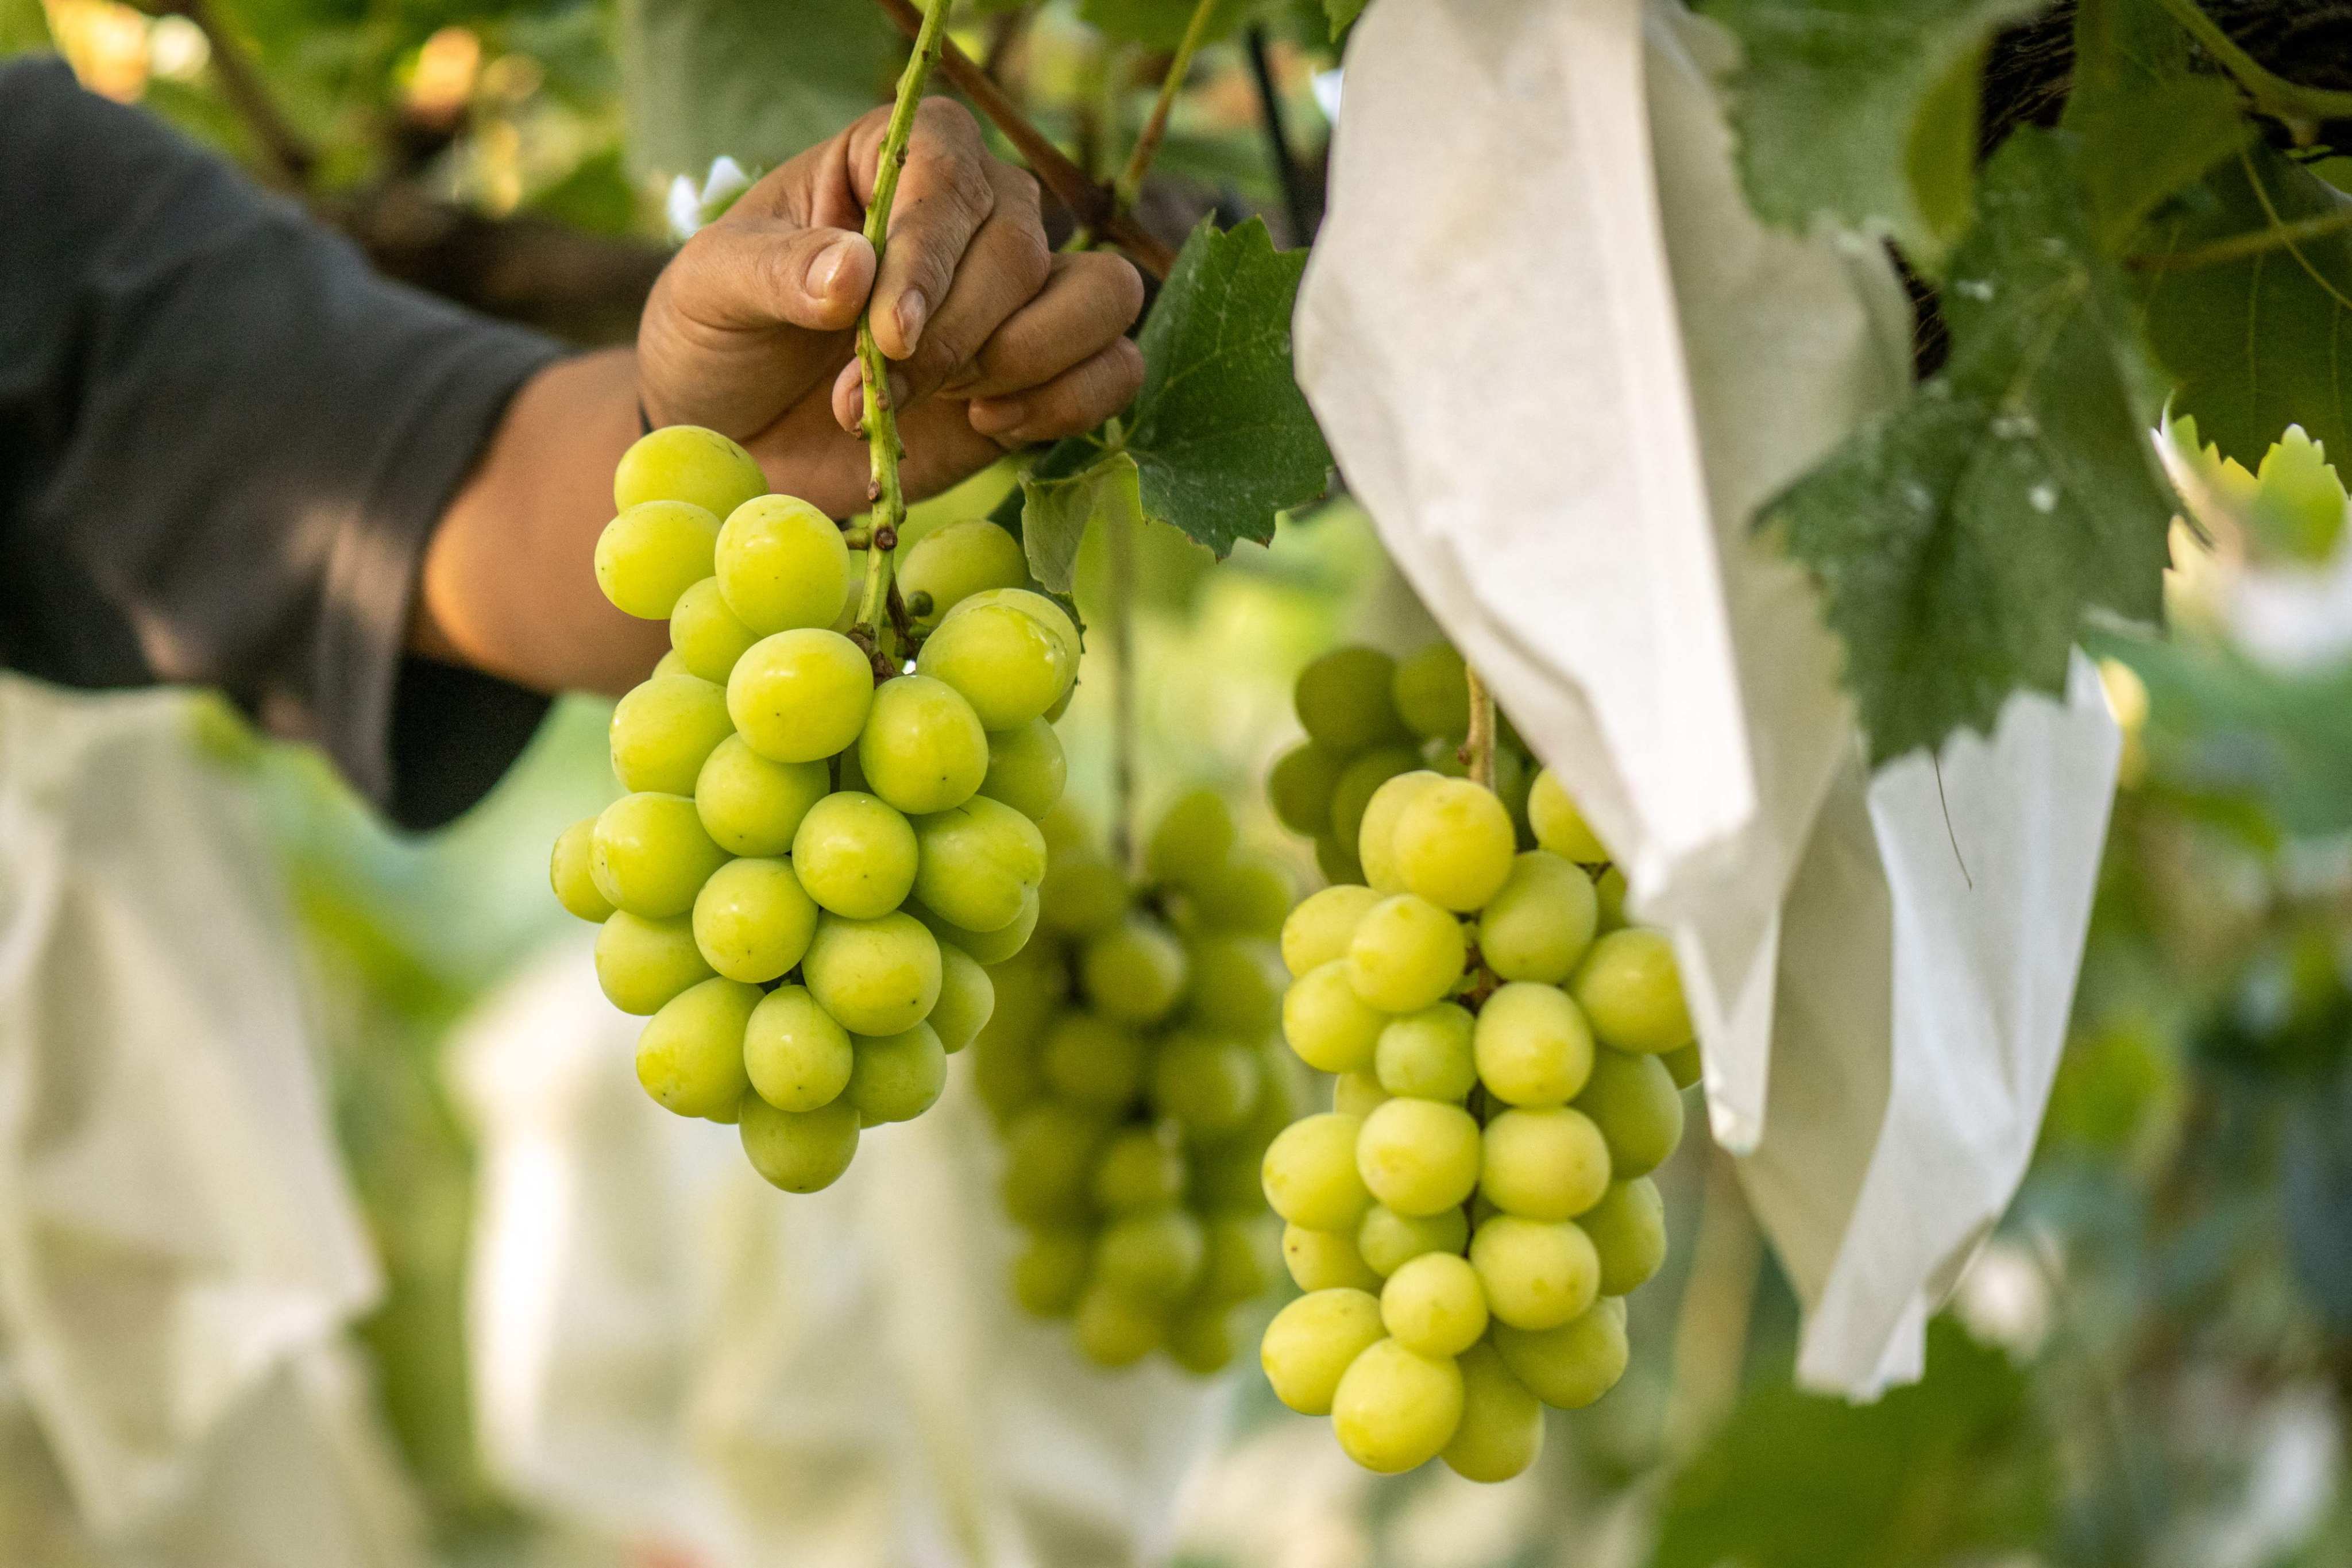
[852,0,955,671]
[1461,664,1497,789]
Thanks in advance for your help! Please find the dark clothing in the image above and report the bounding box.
[0,59,563,829]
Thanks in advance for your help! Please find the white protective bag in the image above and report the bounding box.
[1295,0,2120,1394]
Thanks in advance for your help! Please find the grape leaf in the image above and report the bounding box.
[1767,129,2177,765]
[1020,451,1142,594]
[617,0,898,181]
[1702,0,2040,268]
[2061,0,2250,253]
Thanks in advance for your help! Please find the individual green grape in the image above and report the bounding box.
[912,796,1048,932]
[910,889,1041,965]
[727,629,875,763]
[1594,866,1629,930]
[1357,1204,1470,1277]
[705,1094,744,1126]
[1478,851,1599,984]
[594,910,713,1014]
[1072,1283,1166,1367]
[951,588,1082,677]
[1260,1288,1385,1415]
[1528,768,1608,862]
[713,493,851,635]
[971,1023,1045,1126]
[1347,894,1467,1014]
[1582,1178,1667,1295]
[1571,929,1694,1054]
[1316,832,1365,887]
[1472,982,1596,1106]
[1166,1305,1238,1375]
[1392,643,1470,741]
[1092,1126,1188,1211]
[1144,788,1235,887]
[592,792,728,918]
[1001,1101,1112,1225]
[801,910,941,1034]
[1470,1214,1598,1330]
[1184,936,1285,1034]
[651,650,693,679]
[1393,779,1517,912]
[610,673,734,795]
[1480,1107,1612,1221]
[898,518,1027,623]
[1269,741,1346,836]
[669,576,759,684]
[1663,1042,1702,1090]
[1380,1252,1488,1358]
[1192,852,1293,935]
[845,1022,947,1123]
[1330,746,1419,850]
[1080,919,1189,1025]
[916,601,1069,730]
[1490,1297,1627,1409]
[1574,1048,1684,1178]
[739,1095,862,1193]
[1284,1223,1383,1292]
[928,944,995,1053]
[1331,1337,1465,1474]
[977,717,1067,820]
[1295,646,1408,752]
[635,976,759,1117]
[1443,1341,1545,1482]
[1150,1032,1262,1134]
[1281,884,1384,978]
[791,791,918,919]
[1356,1098,1482,1216]
[1039,852,1130,939]
[1094,1206,1205,1299]
[694,736,829,858]
[1260,1113,1372,1230]
[612,424,766,519]
[857,674,990,815]
[1332,1068,1390,1118]
[1375,1003,1477,1102]
[595,500,721,619]
[550,817,615,922]
[1011,1227,1092,1318]
[1040,1011,1147,1109]
[743,984,853,1111]
[1197,1215,1279,1303]
[1356,769,1446,894]
[692,855,818,982]
[1282,960,1387,1073]
[1038,799,1095,858]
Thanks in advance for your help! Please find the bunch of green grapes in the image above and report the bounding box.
[968,789,1303,1373]
[1257,739,1702,1481]
[548,425,1076,1194]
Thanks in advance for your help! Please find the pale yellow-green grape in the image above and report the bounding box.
[1261,1287,1385,1415]
[609,674,734,795]
[1331,1337,1465,1473]
[550,817,615,921]
[1481,1106,1612,1220]
[1355,769,1446,894]
[1144,787,1235,888]
[1150,1032,1262,1134]
[1282,960,1387,1073]
[1490,1297,1628,1409]
[1333,1068,1390,1118]
[1574,1048,1685,1178]
[635,976,760,1117]
[1595,866,1629,932]
[1001,1101,1112,1225]
[1095,1206,1206,1299]
[705,1095,744,1126]
[1374,1003,1477,1102]
[898,518,1027,621]
[916,601,1069,730]
[1072,1282,1166,1367]
[1191,852,1293,936]
[1281,884,1383,978]
[1039,852,1130,938]
[739,1095,862,1193]
[1469,1214,1598,1330]
[1379,1252,1488,1358]
[694,737,829,858]
[692,856,818,982]
[1355,1098,1482,1216]
[1663,1042,1702,1090]
[1012,1227,1092,1317]
[1261,1113,1372,1229]
[1357,1204,1469,1277]
[713,493,851,635]
[1197,1215,1279,1303]
[1295,646,1408,752]
[911,797,1048,932]
[1392,779,1517,912]
[1184,936,1285,1034]
[1316,831,1365,887]
[791,791,918,919]
[952,588,1082,676]
[1167,1307,1238,1376]
[595,499,721,619]
[1478,851,1598,984]
[1268,740,1346,836]
[592,792,728,918]
[594,910,713,1014]
[978,717,1067,820]
[845,1022,947,1123]
[928,944,995,1053]
[1571,929,1694,1054]
[613,423,767,519]
[669,576,760,683]
[858,674,990,814]
[1443,1341,1544,1482]
[1582,1177,1667,1295]
[801,910,941,1034]
[1038,798,1094,858]
[1284,1223,1382,1292]
[1080,918,1189,1025]
[1347,895,1466,1013]
[1472,982,1596,1106]
[1093,1126,1187,1211]
[743,984,853,1111]
[651,650,692,679]
[1329,746,1419,851]
[910,889,1040,965]
[1040,1010,1146,1109]
[728,629,875,762]
[1528,768,1609,863]
[1392,643,1470,741]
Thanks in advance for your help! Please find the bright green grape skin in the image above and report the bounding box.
[1574,1048,1685,1177]
[592,793,727,918]
[612,424,766,519]
[898,518,1028,623]
[1094,1206,1205,1299]
[801,911,941,1035]
[1040,1010,1146,1109]
[610,673,734,795]
[1469,1214,1599,1330]
[1092,1127,1188,1211]
[1481,1107,1612,1221]
[1295,646,1408,752]
[1528,768,1609,862]
[1347,895,1467,1014]
[1260,1288,1385,1415]
[743,984,853,1111]
[978,717,1067,821]
[1192,852,1293,936]
[1072,1283,1166,1367]
[727,629,875,763]
[1144,788,1236,888]
[1281,884,1383,978]
[594,500,721,619]
[1571,929,1695,1054]
[845,1022,947,1124]
[1261,1113,1372,1230]
[1040,854,1130,939]
[1269,741,1345,836]
[1663,1042,1702,1090]
[1490,1297,1628,1409]
[1393,779,1517,912]
[1443,1341,1545,1482]
[1472,982,1596,1106]
[928,944,995,1053]
[916,602,1069,730]
[1315,831,1365,887]
[1331,1337,1465,1474]
[1080,919,1189,1025]
[912,797,1048,933]
[635,976,760,1117]
[1284,1223,1383,1292]
[1150,1033,1262,1134]
[791,791,918,919]
[1000,1102,1112,1226]
[669,576,759,684]
[1380,1251,1488,1358]
[651,650,692,679]
[691,856,818,982]
[1356,770,1446,894]
[1185,936,1285,1034]
[1582,1177,1667,1295]
[1333,1068,1390,1119]
[694,737,830,858]
[1375,1003,1477,1102]
[1330,746,1419,851]
[739,1095,861,1193]
[1012,1228,1092,1317]
[551,817,615,922]
[909,888,1040,965]
[713,493,851,635]
[594,911,713,1015]
[1392,643,1470,740]
[858,674,990,815]
[1356,1097,1483,1217]
[952,588,1081,674]
[1479,851,1599,984]
[1357,1204,1470,1277]
[1281,960,1387,1074]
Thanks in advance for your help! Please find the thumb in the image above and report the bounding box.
[669,215,877,334]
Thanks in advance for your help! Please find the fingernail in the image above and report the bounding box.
[815,235,862,296]
[968,397,1023,437]
[895,289,928,351]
